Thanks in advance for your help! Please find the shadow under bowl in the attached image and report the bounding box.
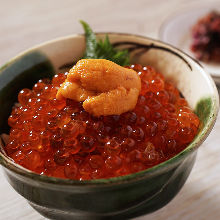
[0,33,218,220]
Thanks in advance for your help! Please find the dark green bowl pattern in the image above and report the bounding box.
[0,50,216,220]
[0,51,54,133]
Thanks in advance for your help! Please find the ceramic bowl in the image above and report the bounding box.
[0,33,218,220]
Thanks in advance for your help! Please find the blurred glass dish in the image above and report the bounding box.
[159,5,220,84]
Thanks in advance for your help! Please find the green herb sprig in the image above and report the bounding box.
[80,20,130,66]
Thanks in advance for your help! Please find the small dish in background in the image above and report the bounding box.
[159,5,220,84]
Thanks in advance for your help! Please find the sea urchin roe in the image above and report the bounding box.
[56,59,141,116]
[5,63,200,180]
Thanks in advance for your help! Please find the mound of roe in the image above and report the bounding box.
[5,64,200,180]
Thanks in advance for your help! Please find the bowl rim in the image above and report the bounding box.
[0,32,219,186]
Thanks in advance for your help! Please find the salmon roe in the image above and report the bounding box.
[5,65,200,180]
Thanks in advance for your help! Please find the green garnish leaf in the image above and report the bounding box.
[80,20,97,59]
[80,20,130,66]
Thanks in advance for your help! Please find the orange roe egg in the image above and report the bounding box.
[5,66,200,180]
[18,89,33,105]
[52,73,66,87]
[64,160,78,179]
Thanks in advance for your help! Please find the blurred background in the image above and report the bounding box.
[0,0,218,66]
[0,0,220,219]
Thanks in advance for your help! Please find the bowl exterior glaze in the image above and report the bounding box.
[0,33,218,220]
[3,152,196,220]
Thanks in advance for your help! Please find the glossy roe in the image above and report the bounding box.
[5,64,200,180]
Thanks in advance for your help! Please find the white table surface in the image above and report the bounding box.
[0,0,220,219]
